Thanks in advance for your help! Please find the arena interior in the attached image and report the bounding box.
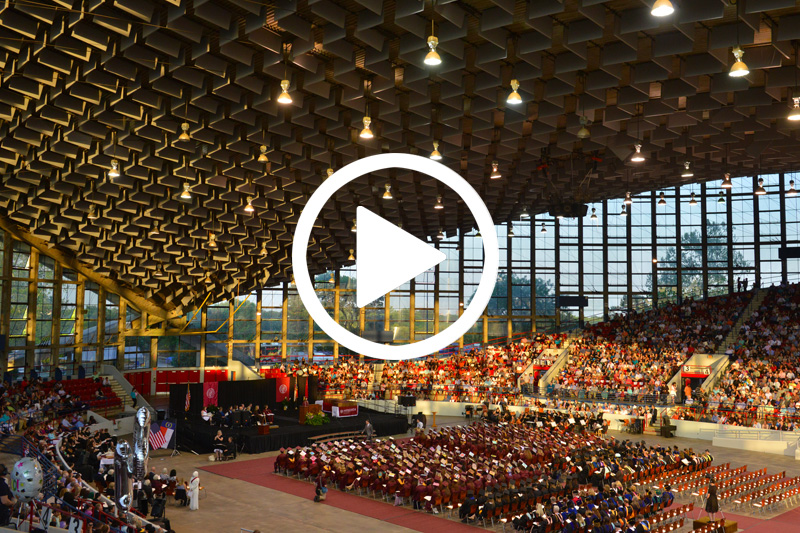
[3,0,800,532]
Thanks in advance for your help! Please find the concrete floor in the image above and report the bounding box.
[157,420,800,533]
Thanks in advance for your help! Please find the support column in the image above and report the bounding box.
[0,232,11,372]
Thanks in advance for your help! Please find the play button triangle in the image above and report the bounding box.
[356,206,447,308]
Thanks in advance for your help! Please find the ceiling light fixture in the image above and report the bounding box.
[540,223,547,233]
[328,272,335,284]
[721,173,733,189]
[755,177,767,195]
[490,161,501,179]
[278,80,292,104]
[651,0,675,16]
[149,222,159,237]
[360,116,374,139]
[258,145,269,163]
[718,191,726,204]
[351,219,357,232]
[620,204,627,217]
[681,161,693,178]
[624,191,633,205]
[180,182,192,199]
[689,192,698,206]
[326,167,334,180]
[437,228,444,240]
[348,249,355,261]
[434,195,444,209]
[178,122,191,142]
[261,243,268,256]
[383,183,393,200]
[590,207,598,222]
[520,207,530,219]
[788,180,797,196]
[424,20,442,66]
[108,159,120,179]
[430,141,442,160]
[87,207,99,221]
[244,196,254,213]
[658,192,667,206]
[507,79,522,105]
[577,116,590,139]
[207,232,217,249]
[631,143,645,163]
[789,97,800,121]
[507,225,515,238]
[729,46,749,78]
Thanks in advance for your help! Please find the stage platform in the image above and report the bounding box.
[177,408,408,454]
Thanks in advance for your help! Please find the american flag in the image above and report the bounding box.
[185,384,191,411]
[149,422,174,450]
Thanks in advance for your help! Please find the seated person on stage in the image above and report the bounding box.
[265,406,274,424]
[201,408,211,423]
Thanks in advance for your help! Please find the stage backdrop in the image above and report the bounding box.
[170,376,319,415]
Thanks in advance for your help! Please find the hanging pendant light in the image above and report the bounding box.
[383,184,393,200]
[624,192,633,206]
[788,180,797,197]
[620,204,627,217]
[658,192,667,206]
[87,207,99,221]
[207,232,217,249]
[755,177,767,195]
[437,228,445,240]
[244,196,254,213]
[178,122,191,142]
[689,192,698,206]
[729,46,749,77]
[360,116,374,139]
[681,161,693,178]
[507,225,515,238]
[258,145,269,163]
[490,161,501,179]
[651,0,675,17]
[434,195,444,210]
[261,243,268,256]
[718,191,726,204]
[631,143,645,163]
[149,222,159,237]
[721,173,733,189]
[577,116,591,139]
[430,141,442,160]
[507,79,522,105]
[108,159,120,179]
[351,219,357,232]
[326,167,334,180]
[424,20,442,66]
[180,182,192,199]
[540,223,547,233]
[590,207,598,222]
[520,207,530,219]
[789,97,800,121]
[348,249,355,261]
[278,79,292,104]
[328,271,335,284]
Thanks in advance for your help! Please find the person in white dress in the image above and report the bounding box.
[188,471,200,510]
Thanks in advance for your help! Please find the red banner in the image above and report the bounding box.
[276,377,290,403]
[203,382,218,407]
[333,405,358,417]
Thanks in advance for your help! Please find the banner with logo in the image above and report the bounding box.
[203,382,219,407]
[276,377,290,403]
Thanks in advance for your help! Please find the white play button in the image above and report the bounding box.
[355,206,446,308]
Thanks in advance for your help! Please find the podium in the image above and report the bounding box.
[299,404,322,424]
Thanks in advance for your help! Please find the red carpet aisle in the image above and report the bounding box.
[201,456,480,533]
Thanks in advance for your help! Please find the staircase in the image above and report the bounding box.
[105,374,134,410]
[716,289,767,354]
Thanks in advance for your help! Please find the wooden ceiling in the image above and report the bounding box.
[1,0,799,315]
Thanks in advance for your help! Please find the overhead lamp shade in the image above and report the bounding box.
[424,35,441,66]
[207,234,217,248]
[788,180,797,197]
[87,208,99,220]
[258,145,269,162]
[108,159,120,178]
[651,0,675,17]
[658,192,667,206]
[540,223,546,233]
[490,161,501,179]
[430,141,442,160]
[721,173,733,189]
[360,116,374,138]
[789,98,800,121]
[729,47,749,77]
[328,272,335,284]
[180,182,192,199]
[383,183,393,200]
[326,167,334,179]
[434,195,444,209]
[348,249,355,261]
[681,161,693,178]
[437,229,444,240]
[590,208,598,221]
[261,244,268,256]
[508,227,515,237]
[178,122,191,142]
[351,219,357,232]
[624,192,633,205]
[277,80,292,104]
[149,223,159,237]
[755,178,767,195]
[577,120,591,139]
[631,144,645,162]
[620,205,627,217]
[718,191,726,203]
[520,207,530,219]
[507,79,522,105]
[689,192,698,206]
[244,196,254,213]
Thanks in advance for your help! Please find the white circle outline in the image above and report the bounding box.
[292,153,499,361]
